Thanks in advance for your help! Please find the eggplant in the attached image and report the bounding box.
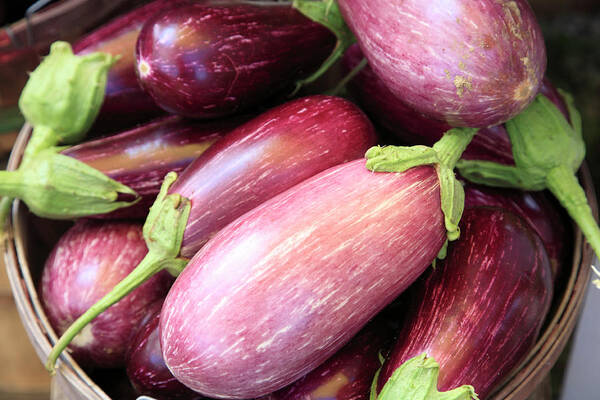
[127,300,206,399]
[46,95,377,372]
[337,0,546,127]
[73,0,188,132]
[375,207,553,399]
[159,161,446,398]
[464,183,569,278]
[61,115,244,218]
[266,317,395,400]
[41,220,173,368]
[342,44,568,164]
[135,1,336,118]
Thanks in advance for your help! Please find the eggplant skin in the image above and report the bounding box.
[170,95,377,258]
[338,0,546,128]
[160,161,446,399]
[378,207,553,399]
[72,0,189,132]
[135,1,336,118]
[40,220,174,368]
[126,301,207,400]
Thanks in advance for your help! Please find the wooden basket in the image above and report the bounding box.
[2,123,597,399]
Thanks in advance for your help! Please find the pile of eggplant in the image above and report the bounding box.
[4,0,597,399]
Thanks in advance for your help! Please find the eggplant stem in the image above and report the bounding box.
[22,125,58,164]
[327,57,367,96]
[0,171,24,200]
[44,251,176,374]
[547,165,600,280]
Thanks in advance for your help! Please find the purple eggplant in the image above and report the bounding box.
[45,95,377,373]
[160,161,446,398]
[61,115,244,218]
[72,0,192,132]
[41,220,173,368]
[337,0,546,128]
[127,300,206,399]
[375,207,553,399]
[464,183,570,278]
[170,95,376,256]
[135,1,336,118]
[342,44,568,165]
[266,317,395,400]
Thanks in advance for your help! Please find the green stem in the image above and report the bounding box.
[326,57,367,96]
[432,128,478,170]
[45,251,187,374]
[291,40,348,96]
[547,165,600,280]
[0,170,24,199]
[0,197,13,241]
[22,125,59,165]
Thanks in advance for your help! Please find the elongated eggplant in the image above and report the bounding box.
[337,0,546,127]
[342,45,567,164]
[375,207,553,399]
[136,1,336,118]
[73,0,188,132]
[127,300,206,399]
[160,161,446,398]
[464,183,569,278]
[46,95,377,372]
[266,317,395,400]
[61,115,244,218]
[41,220,173,368]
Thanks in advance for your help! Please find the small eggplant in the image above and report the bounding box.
[337,0,546,127]
[73,0,189,132]
[375,207,553,399]
[160,161,446,398]
[46,95,377,372]
[136,1,336,118]
[61,115,244,218]
[41,220,173,368]
[126,300,206,399]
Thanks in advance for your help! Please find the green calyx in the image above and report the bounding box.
[291,0,356,94]
[45,172,191,374]
[0,148,138,219]
[457,93,600,276]
[19,41,118,146]
[365,128,477,255]
[373,353,479,400]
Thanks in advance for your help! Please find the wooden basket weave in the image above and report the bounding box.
[2,123,597,399]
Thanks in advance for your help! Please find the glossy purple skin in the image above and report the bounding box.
[127,301,206,399]
[62,115,244,218]
[135,1,336,118]
[73,0,188,131]
[343,45,567,165]
[337,0,546,128]
[160,161,446,398]
[464,183,570,279]
[40,220,174,368]
[169,95,377,258]
[266,318,394,400]
[377,207,553,398]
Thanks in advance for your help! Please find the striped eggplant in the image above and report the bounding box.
[342,44,568,164]
[41,220,173,368]
[160,161,446,398]
[46,95,377,372]
[72,0,189,132]
[135,1,336,118]
[375,207,553,399]
[61,115,245,218]
[337,0,546,127]
[464,183,570,279]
